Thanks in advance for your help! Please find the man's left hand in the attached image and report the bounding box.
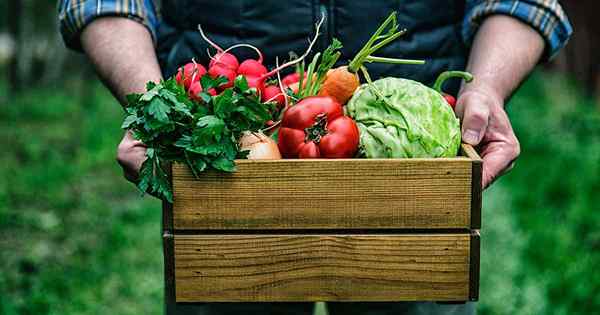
[455,88,520,189]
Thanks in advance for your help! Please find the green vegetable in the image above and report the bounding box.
[123,75,273,202]
[296,38,343,98]
[347,12,425,74]
[346,77,461,158]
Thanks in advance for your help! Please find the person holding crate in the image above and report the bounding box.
[58,1,571,314]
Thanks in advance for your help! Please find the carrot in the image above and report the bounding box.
[318,12,425,105]
[318,66,359,104]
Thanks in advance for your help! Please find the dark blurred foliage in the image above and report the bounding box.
[1,0,91,96]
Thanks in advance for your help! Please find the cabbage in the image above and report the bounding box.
[346,77,461,158]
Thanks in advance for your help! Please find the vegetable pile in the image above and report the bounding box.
[123,12,474,201]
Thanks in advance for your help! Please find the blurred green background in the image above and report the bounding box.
[1,1,599,315]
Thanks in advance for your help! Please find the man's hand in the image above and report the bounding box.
[460,15,545,188]
[456,89,519,188]
[117,131,147,183]
[81,17,162,182]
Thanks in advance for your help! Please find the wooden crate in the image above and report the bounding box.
[162,144,482,307]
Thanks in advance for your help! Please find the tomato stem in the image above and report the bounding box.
[304,114,328,143]
[433,71,474,94]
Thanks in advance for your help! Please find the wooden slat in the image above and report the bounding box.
[460,144,483,229]
[174,234,471,302]
[469,230,480,301]
[172,158,473,230]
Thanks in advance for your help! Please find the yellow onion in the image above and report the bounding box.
[238,131,282,159]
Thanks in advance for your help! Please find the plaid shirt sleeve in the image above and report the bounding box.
[463,0,573,61]
[58,0,159,51]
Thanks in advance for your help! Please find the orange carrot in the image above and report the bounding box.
[318,12,425,105]
[318,67,359,104]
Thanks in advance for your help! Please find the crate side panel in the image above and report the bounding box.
[174,234,471,302]
[172,159,472,230]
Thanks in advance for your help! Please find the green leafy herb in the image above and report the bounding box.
[123,75,274,202]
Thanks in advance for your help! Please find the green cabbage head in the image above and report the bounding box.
[346,77,461,158]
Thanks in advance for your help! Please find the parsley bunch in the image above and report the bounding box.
[122,75,274,202]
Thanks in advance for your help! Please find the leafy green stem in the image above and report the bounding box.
[364,55,425,65]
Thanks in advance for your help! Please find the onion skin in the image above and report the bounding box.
[239,131,282,160]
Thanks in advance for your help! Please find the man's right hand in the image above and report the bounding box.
[117,131,147,183]
[81,17,162,184]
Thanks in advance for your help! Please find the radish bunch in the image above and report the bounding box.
[176,19,325,109]
[175,49,287,109]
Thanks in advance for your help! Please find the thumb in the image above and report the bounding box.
[458,95,490,145]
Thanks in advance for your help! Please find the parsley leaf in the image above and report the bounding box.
[122,76,273,202]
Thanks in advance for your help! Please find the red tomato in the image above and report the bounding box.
[443,93,456,108]
[278,96,359,158]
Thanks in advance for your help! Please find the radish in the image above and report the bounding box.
[282,73,301,86]
[176,62,207,90]
[188,81,216,102]
[198,15,324,96]
[238,59,267,77]
[209,52,239,71]
[208,64,237,89]
[262,85,285,107]
[219,43,266,76]
[197,25,240,72]
[244,75,266,95]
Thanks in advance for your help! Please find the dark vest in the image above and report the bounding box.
[156,1,468,94]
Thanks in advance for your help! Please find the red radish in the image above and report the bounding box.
[219,43,265,76]
[282,73,301,86]
[176,62,207,89]
[232,23,324,97]
[209,52,239,71]
[262,85,285,107]
[197,25,240,71]
[198,16,324,95]
[208,64,236,89]
[188,81,216,102]
[244,75,266,95]
[238,59,268,77]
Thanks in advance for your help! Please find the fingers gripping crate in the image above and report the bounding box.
[162,144,482,308]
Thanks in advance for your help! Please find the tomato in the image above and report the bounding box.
[443,93,456,108]
[278,96,359,158]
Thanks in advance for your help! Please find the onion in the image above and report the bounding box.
[239,131,282,160]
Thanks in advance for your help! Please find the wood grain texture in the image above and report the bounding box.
[469,230,480,301]
[460,144,482,161]
[174,234,471,302]
[172,158,474,230]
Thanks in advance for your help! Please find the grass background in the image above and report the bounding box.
[0,71,598,314]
